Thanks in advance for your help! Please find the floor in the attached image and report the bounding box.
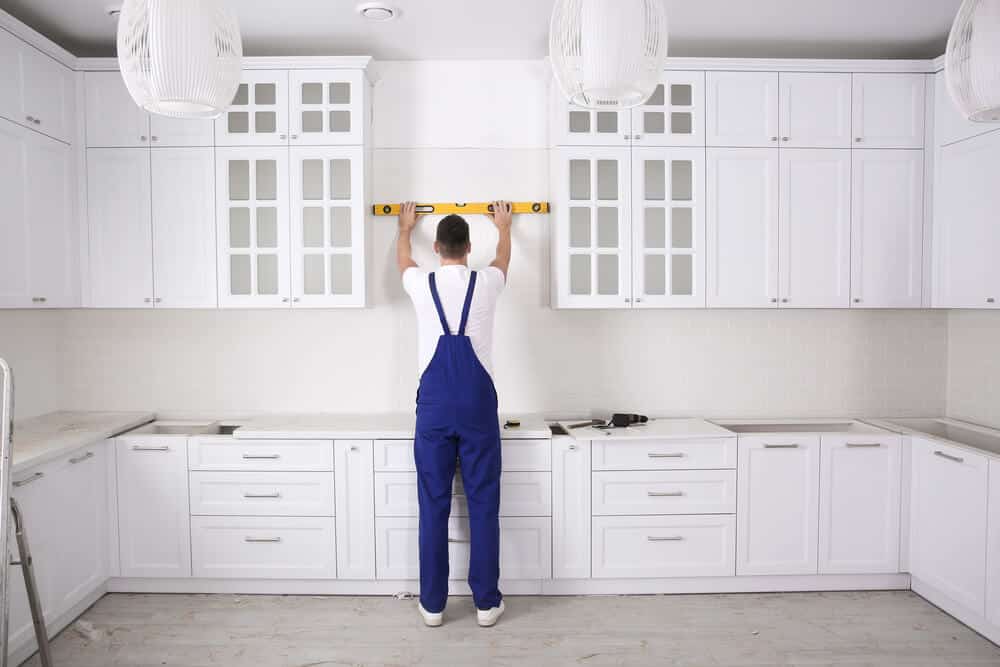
[20,591,1000,667]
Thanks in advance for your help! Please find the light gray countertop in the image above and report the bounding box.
[558,418,735,441]
[11,411,155,473]
[233,412,553,440]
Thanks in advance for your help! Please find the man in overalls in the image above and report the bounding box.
[397,200,513,628]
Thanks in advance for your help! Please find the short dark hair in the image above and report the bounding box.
[436,215,470,259]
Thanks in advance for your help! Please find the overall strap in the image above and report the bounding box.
[427,273,451,335]
[458,271,477,336]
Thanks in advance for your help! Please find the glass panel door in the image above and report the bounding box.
[554,91,632,147]
[632,72,705,147]
[632,147,705,307]
[289,70,365,146]
[215,148,290,307]
[215,71,289,147]
[290,147,366,307]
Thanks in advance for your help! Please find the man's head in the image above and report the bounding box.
[434,214,471,261]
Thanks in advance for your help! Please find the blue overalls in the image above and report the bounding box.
[414,270,503,614]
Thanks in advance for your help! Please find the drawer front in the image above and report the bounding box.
[191,516,336,579]
[189,471,335,516]
[592,515,736,578]
[375,516,552,580]
[592,438,737,471]
[374,439,551,472]
[374,471,551,517]
[189,439,334,471]
[592,470,737,515]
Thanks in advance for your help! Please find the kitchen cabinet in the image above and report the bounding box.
[87,148,154,308]
[818,435,901,574]
[987,459,1000,626]
[191,516,337,579]
[289,69,365,145]
[778,149,851,308]
[216,70,290,146]
[116,436,192,578]
[0,120,28,307]
[933,130,1000,309]
[552,438,590,579]
[934,71,998,148]
[778,72,852,148]
[0,29,74,144]
[335,440,376,580]
[552,93,631,147]
[706,147,779,307]
[593,515,736,578]
[910,437,989,614]
[852,73,926,149]
[631,71,705,147]
[851,149,924,308]
[630,147,705,307]
[736,435,820,576]
[706,71,778,147]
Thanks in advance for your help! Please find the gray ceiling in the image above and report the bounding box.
[0,0,962,60]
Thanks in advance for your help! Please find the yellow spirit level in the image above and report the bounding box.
[372,202,550,216]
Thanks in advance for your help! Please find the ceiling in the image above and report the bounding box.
[0,0,962,61]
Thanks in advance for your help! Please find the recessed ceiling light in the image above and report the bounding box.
[356,3,398,22]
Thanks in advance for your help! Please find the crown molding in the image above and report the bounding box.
[75,55,374,72]
[663,56,937,73]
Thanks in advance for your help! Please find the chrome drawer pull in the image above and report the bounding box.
[242,454,280,460]
[447,537,470,543]
[763,444,799,449]
[648,453,685,458]
[13,472,44,488]
[846,443,882,448]
[647,491,685,497]
[132,445,170,451]
[243,492,281,499]
[647,535,684,542]
[245,536,282,543]
[934,450,964,464]
[69,451,94,464]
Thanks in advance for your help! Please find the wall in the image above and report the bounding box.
[946,311,1000,429]
[0,310,65,419]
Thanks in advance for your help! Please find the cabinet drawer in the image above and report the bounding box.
[375,516,551,580]
[592,470,736,515]
[189,471,335,517]
[374,439,551,472]
[592,515,736,578]
[191,516,336,579]
[188,439,333,471]
[592,438,736,471]
[374,471,551,517]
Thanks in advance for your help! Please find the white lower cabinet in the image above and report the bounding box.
[736,435,820,576]
[818,435,901,574]
[910,437,989,615]
[373,439,551,473]
[191,516,336,579]
[334,440,376,580]
[189,471,335,517]
[116,436,191,578]
[373,471,550,518]
[591,438,737,471]
[592,470,736,516]
[188,437,334,472]
[552,438,590,579]
[987,459,1000,626]
[592,515,736,578]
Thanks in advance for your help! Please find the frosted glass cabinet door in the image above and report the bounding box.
[852,73,925,149]
[631,147,705,307]
[631,72,705,147]
[706,72,779,147]
[778,72,852,148]
[552,86,631,146]
[215,148,291,307]
[290,147,366,307]
[289,70,365,146]
[215,71,290,146]
[552,147,632,308]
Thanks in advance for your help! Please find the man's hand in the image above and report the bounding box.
[398,201,420,233]
[488,200,513,279]
[397,201,419,275]
[488,200,513,231]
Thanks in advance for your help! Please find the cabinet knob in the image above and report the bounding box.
[31,297,46,303]
[853,298,861,304]
[279,134,287,140]
[781,137,790,142]
[568,444,578,451]
[143,297,152,303]
[282,297,290,303]
[781,298,789,303]
[25,115,33,122]
[634,134,642,141]
[154,297,162,303]
[770,298,778,303]
[151,136,158,142]
[350,445,359,452]
[291,134,299,140]
[292,297,300,303]
[988,297,996,304]
[624,298,631,303]
[140,135,148,142]
[623,134,630,141]
[855,137,863,143]
[770,136,778,142]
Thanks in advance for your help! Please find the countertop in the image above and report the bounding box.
[864,417,1000,459]
[558,418,735,441]
[10,411,155,473]
[234,412,553,440]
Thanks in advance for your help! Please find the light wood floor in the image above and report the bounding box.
[20,591,1000,666]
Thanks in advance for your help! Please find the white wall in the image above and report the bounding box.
[0,310,65,419]
[946,311,1000,429]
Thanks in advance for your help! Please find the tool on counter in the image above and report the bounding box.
[503,419,521,430]
[372,202,550,216]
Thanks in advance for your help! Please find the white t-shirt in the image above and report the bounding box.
[403,265,506,379]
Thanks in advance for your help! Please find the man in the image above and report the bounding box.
[397,200,513,628]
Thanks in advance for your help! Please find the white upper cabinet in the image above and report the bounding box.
[706,148,779,307]
[151,148,218,308]
[87,148,154,308]
[0,121,29,307]
[552,89,631,147]
[0,29,21,126]
[149,114,214,147]
[706,72,779,147]
[631,71,705,147]
[778,149,851,308]
[778,73,852,148]
[934,71,997,147]
[988,459,1000,627]
[290,146,366,307]
[216,70,290,146]
[289,69,365,145]
[852,73,926,148]
[851,150,924,308]
[551,147,632,308]
[631,147,705,307]
[933,130,1000,308]
[0,30,74,144]
[85,71,149,148]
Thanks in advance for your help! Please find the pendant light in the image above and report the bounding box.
[946,0,1000,122]
[117,0,243,119]
[549,0,669,110]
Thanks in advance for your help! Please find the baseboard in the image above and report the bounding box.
[8,582,107,666]
[911,576,1000,647]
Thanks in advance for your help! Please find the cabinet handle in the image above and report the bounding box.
[634,134,642,141]
[282,297,290,303]
[624,298,631,303]
[140,135,148,142]
[855,137,863,143]
[243,492,281,499]
[763,443,799,449]
[25,115,34,122]
[781,298,789,303]
[647,535,684,542]
[846,442,882,448]
[244,536,282,543]
[279,134,287,140]
[770,297,778,303]
[291,134,299,139]
[242,453,280,460]
[69,451,95,464]
[144,298,152,303]
[988,298,996,304]
[13,472,44,488]
[31,297,46,303]
[635,297,643,303]
[292,297,300,303]
[151,136,158,142]
[934,450,964,464]
[781,136,790,142]
[770,136,778,142]
[132,445,170,451]
[648,452,684,458]
[153,297,162,303]
[568,444,578,451]
[350,445,359,452]
[447,537,470,544]
[647,491,685,497]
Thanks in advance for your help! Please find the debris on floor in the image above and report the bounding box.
[72,620,102,642]
[394,591,414,600]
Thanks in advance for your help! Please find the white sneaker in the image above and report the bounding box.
[477,600,505,627]
[418,602,443,627]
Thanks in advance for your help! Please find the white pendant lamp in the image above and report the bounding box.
[549,0,669,110]
[117,0,243,119]
[946,0,1000,122]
